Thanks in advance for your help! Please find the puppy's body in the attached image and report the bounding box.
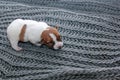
[7,19,63,51]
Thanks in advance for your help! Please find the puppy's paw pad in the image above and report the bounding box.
[15,47,23,51]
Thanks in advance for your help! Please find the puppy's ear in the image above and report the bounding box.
[41,30,51,44]
[55,25,59,30]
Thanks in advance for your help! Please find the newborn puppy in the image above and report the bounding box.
[7,19,63,51]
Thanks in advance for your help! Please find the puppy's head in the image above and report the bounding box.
[41,27,63,49]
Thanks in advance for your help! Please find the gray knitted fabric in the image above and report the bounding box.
[0,0,120,80]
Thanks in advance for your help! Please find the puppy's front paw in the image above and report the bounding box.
[35,43,42,46]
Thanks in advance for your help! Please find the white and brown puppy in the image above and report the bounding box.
[7,19,63,51]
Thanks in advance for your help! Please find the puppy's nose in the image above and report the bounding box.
[58,46,62,49]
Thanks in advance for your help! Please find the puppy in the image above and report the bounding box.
[7,19,63,51]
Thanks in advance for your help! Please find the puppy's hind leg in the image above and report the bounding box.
[9,38,22,51]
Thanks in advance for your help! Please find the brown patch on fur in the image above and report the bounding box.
[41,27,61,48]
[19,24,27,42]
[47,27,61,41]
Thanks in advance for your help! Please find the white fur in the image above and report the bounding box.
[49,33,63,49]
[7,19,49,51]
[7,19,64,51]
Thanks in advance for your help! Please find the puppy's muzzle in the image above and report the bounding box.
[53,42,63,50]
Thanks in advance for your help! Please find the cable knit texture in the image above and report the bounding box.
[0,0,120,80]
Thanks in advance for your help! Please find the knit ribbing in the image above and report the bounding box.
[0,0,120,80]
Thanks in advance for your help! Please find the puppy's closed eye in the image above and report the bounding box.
[47,41,54,45]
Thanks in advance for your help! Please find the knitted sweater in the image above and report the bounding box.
[0,0,120,80]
